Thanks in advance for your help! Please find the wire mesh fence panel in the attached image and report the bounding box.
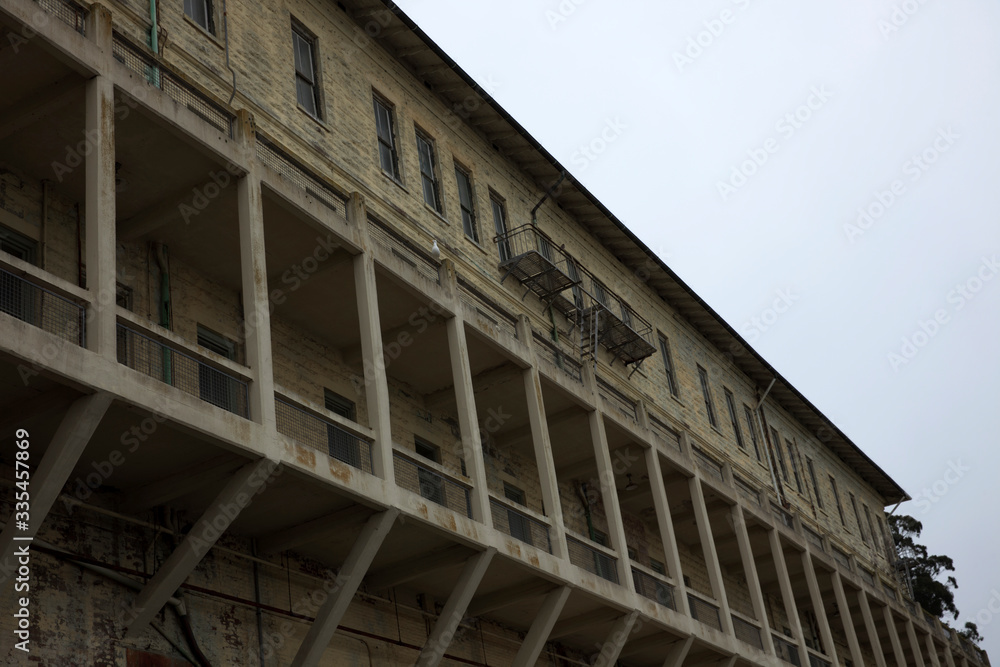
[597,377,638,423]
[882,581,897,600]
[366,217,440,285]
[631,567,676,610]
[859,567,876,587]
[732,615,764,650]
[35,0,87,34]
[649,416,682,453]
[111,33,233,137]
[566,535,618,584]
[770,502,795,530]
[457,278,519,340]
[773,634,802,666]
[255,133,348,217]
[0,267,85,345]
[734,475,762,507]
[532,332,583,384]
[693,446,725,483]
[807,652,832,667]
[116,324,249,418]
[489,498,552,553]
[393,453,471,518]
[687,594,722,631]
[804,527,825,553]
[274,397,373,473]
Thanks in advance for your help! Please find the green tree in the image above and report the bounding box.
[959,622,983,645]
[888,514,959,619]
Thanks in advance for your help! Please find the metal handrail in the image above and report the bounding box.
[489,496,552,553]
[0,266,86,346]
[631,565,676,610]
[392,450,472,518]
[566,534,618,584]
[274,396,374,473]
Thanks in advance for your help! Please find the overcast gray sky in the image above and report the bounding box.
[392,0,1000,656]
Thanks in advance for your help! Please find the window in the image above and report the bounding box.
[592,280,611,308]
[184,0,213,33]
[877,517,891,556]
[785,439,803,493]
[806,457,823,509]
[830,476,846,526]
[373,96,399,179]
[650,559,666,576]
[863,504,879,554]
[698,366,718,428]
[292,24,320,118]
[567,260,584,309]
[743,405,762,461]
[619,298,633,328]
[0,227,38,325]
[414,437,444,505]
[771,427,788,481]
[196,325,237,412]
[590,530,616,581]
[415,130,441,212]
[503,482,532,546]
[325,389,361,468]
[658,336,678,397]
[850,493,868,544]
[490,194,510,262]
[115,284,133,365]
[724,389,744,450]
[454,165,477,241]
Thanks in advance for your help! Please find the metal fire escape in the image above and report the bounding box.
[496,224,656,368]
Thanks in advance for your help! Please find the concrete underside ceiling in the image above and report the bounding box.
[337,0,907,505]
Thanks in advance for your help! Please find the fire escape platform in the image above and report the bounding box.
[500,250,578,302]
[579,306,656,365]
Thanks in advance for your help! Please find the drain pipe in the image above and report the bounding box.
[753,378,784,503]
[222,0,238,106]
[530,171,567,225]
[154,242,172,383]
[148,0,158,53]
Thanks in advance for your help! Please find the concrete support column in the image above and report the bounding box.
[511,586,571,667]
[351,193,393,481]
[518,317,566,556]
[645,446,689,615]
[732,505,775,654]
[593,611,638,667]
[0,392,112,587]
[925,631,943,667]
[883,605,908,667]
[906,619,928,667]
[415,548,496,667]
[235,111,275,428]
[662,636,694,667]
[689,475,734,635]
[943,646,958,667]
[801,551,838,664]
[290,509,398,667]
[444,313,491,524]
[832,571,866,667]
[768,530,808,659]
[84,73,116,359]
[587,408,634,590]
[858,588,888,667]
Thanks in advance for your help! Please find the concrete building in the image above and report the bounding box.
[0,0,990,665]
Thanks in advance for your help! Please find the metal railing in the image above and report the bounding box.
[566,535,618,584]
[0,267,85,345]
[393,451,471,518]
[832,547,851,571]
[734,475,762,506]
[116,323,249,418]
[807,651,832,667]
[36,0,87,34]
[597,377,638,423]
[255,132,348,216]
[496,224,579,303]
[532,332,583,384]
[732,614,764,650]
[773,634,802,666]
[631,566,676,610]
[367,216,440,285]
[694,446,725,482]
[859,567,876,587]
[687,593,722,631]
[489,497,551,553]
[458,277,519,340]
[274,396,373,473]
[649,416,682,453]
[111,32,234,137]
[804,526,825,553]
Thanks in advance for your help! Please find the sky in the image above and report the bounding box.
[391,0,1000,657]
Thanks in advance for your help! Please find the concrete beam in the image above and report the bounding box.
[124,455,243,511]
[592,611,638,667]
[690,476,734,635]
[0,75,82,142]
[587,407,633,589]
[258,504,371,556]
[620,633,682,658]
[415,547,495,667]
[732,505,774,654]
[883,606,908,667]
[662,635,694,667]
[289,509,398,667]
[925,632,943,667]
[768,530,808,660]
[858,588,888,667]
[0,386,78,432]
[646,447,689,615]
[125,458,278,636]
[801,551,838,664]
[511,586,571,667]
[550,607,623,640]
[468,578,558,617]
[365,544,469,591]
[0,392,111,586]
[907,619,928,667]
[85,73,117,360]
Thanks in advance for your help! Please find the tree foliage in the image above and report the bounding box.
[959,622,983,645]
[889,514,960,620]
